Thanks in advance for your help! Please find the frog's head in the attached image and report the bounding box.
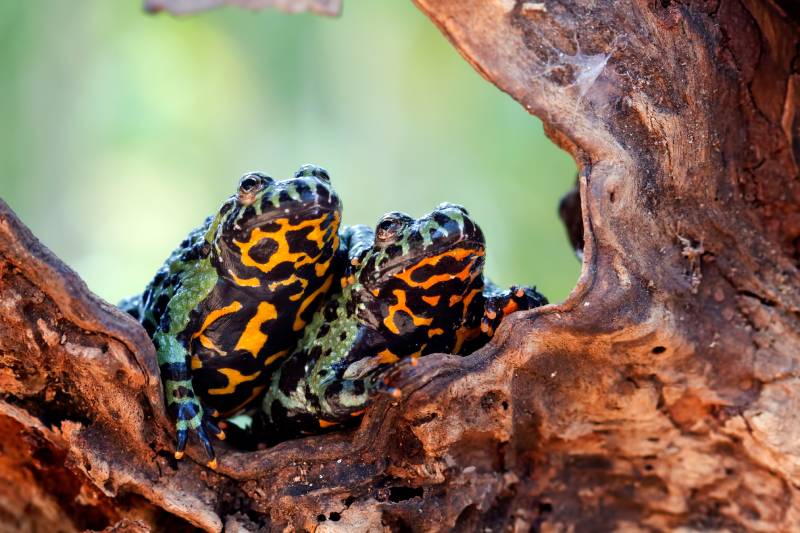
[211,165,342,288]
[354,202,486,338]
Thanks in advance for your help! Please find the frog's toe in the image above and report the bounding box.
[507,285,548,311]
[173,402,202,460]
[175,429,188,460]
[195,424,217,468]
[203,416,226,441]
[481,316,495,335]
[382,386,402,399]
[481,300,501,335]
[375,374,404,400]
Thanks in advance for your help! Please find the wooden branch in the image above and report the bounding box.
[409,0,800,528]
[1,0,798,530]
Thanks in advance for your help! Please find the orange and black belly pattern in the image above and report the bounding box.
[185,208,341,415]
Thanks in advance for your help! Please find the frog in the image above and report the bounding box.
[259,202,547,437]
[120,165,342,467]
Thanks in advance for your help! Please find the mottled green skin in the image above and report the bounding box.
[121,166,341,465]
[261,204,547,437]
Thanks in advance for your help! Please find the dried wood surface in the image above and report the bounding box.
[1,0,799,531]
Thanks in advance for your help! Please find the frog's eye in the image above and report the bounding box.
[238,173,271,197]
[375,213,411,243]
[238,175,261,194]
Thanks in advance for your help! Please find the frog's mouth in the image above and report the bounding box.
[238,201,340,233]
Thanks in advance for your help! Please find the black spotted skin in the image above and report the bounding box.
[120,165,342,467]
[260,203,547,437]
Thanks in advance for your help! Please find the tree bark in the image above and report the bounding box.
[1,0,799,531]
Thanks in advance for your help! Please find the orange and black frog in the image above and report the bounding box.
[260,202,547,437]
[119,165,341,467]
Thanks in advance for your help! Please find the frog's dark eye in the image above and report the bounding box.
[237,173,272,204]
[375,213,411,243]
[238,175,261,194]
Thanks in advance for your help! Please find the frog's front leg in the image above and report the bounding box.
[314,376,371,426]
[154,331,225,469]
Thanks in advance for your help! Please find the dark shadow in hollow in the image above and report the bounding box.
[558,174,585,261]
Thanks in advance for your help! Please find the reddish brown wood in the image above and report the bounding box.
[0,0,798,531]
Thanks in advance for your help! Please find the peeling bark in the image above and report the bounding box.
[1,0,799,531]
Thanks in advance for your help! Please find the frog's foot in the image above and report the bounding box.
[481,285,548,336]
[480,299,502,337]
[374,356,419,400]
[173,402,226,469]
[204,413,226,442]
[378,385,403,400]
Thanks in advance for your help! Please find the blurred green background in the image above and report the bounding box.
[0,1,578,303]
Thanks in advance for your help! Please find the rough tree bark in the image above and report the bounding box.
[1,0,799,531]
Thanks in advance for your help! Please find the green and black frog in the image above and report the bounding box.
[120,165,341,467]
[259,202,547,437]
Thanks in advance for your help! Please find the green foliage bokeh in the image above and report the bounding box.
[0,1,578,303]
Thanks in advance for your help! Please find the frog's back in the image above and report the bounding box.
[135,216,215,338]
